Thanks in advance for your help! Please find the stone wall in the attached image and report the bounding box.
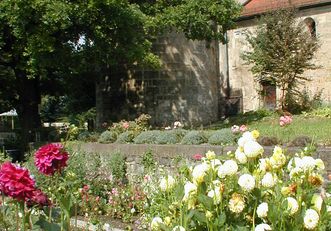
[96,31,221,127]
[221,4,331,112]
[72,142,331,181]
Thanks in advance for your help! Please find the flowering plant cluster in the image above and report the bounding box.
[165,121,184,130]
[279,115,293,127]
[149,131,331,230]
[231,124,248,134]
[109,114,151,134]
[34,143,69,175]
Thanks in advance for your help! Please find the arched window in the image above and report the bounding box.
[304,17,316,38]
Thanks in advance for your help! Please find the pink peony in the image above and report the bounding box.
[193,154,203,161]
[27,189,50,207]
[0,162,36,201]
[122,122,130,129]
[34,143,69,176]
[239,125,248,132]
[279,115,293,127]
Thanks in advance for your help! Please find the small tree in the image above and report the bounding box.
[242,8,319,110]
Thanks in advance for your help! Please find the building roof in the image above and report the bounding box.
[241,0,331,17]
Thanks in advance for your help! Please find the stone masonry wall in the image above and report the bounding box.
[72,142,331,183]
[220,5,331,112]
[129,31,220,126]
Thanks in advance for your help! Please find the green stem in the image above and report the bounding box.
[20,202,25,231]
[252,201,257,231]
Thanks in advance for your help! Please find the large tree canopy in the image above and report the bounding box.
[0,0,241,157]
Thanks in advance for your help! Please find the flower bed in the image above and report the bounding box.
[0,130,330,230]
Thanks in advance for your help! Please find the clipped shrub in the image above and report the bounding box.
[170,129,188,140]
[98,130,117,143]
[133,130,162,144]
[77,131,100,142]
[181,131,207,145]
[156,131,179,144]
[116,131,137,144]
[208,128,235,145]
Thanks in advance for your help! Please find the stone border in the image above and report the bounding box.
[71,142,331,175]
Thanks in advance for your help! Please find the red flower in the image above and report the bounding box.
[0,162,36,201]
[34,143,69,176]
[27,189,50,207]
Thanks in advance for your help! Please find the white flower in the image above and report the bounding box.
[311,194,323,212]
[172,226,185,231]
[210,159,221,170]
[289,167,304,179]
[104,223,111,231]
[207,188,221,205]
[151,217,163,230]
[165,126,171,130]
[206,150,216,160]
[261,172,277,188]
[315,159,325,171]
[301,156,316,171]
[130,208,136,213]
[238,131,255,147]
[257,202,268,218]
[228,193,245,213]
[192,163,209,184]
[159,175,176,191]
[243,140,264,158]
[287,157,302,171]
[303,209,319,230]
[259,158,270,172]
[173,121,183,128]
[255,223,272,231]
[235,148,247,164]
[217,160,238,178]
[183,182,197,201]
[238,174,255,192]
[286,197,299,215]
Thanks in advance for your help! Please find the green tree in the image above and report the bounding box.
[0,0,242,158]
[242,8,319,110]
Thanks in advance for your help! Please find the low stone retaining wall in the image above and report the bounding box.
[71,142,331,179]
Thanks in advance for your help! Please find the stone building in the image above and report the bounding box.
[96,0,331,127]
[222,0,331,112]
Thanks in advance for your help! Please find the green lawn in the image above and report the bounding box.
[208,108,331,145]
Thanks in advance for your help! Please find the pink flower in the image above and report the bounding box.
[122,122,129,129]
[34,143,69,176]
[193,154,203,161]
[0,162,36,201]
[27,189,50,207]
[143,175,151,182]
[231,125,240,134]
[279,115,293,127]
[239,125,248,132]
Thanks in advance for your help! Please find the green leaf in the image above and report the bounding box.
[197,194,213,210]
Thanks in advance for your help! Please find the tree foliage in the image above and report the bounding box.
[0,0,242,155]
[242,8,320,110]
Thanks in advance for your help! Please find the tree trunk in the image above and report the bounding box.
[15,70,41,161]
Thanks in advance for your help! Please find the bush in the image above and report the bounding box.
[116,131,137,144]
[133,130,162,144]
[181,131,207,145]
[208,128,235,145]
[155,131,179,144]
[77,131,100,142]
[98,130,117,143]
